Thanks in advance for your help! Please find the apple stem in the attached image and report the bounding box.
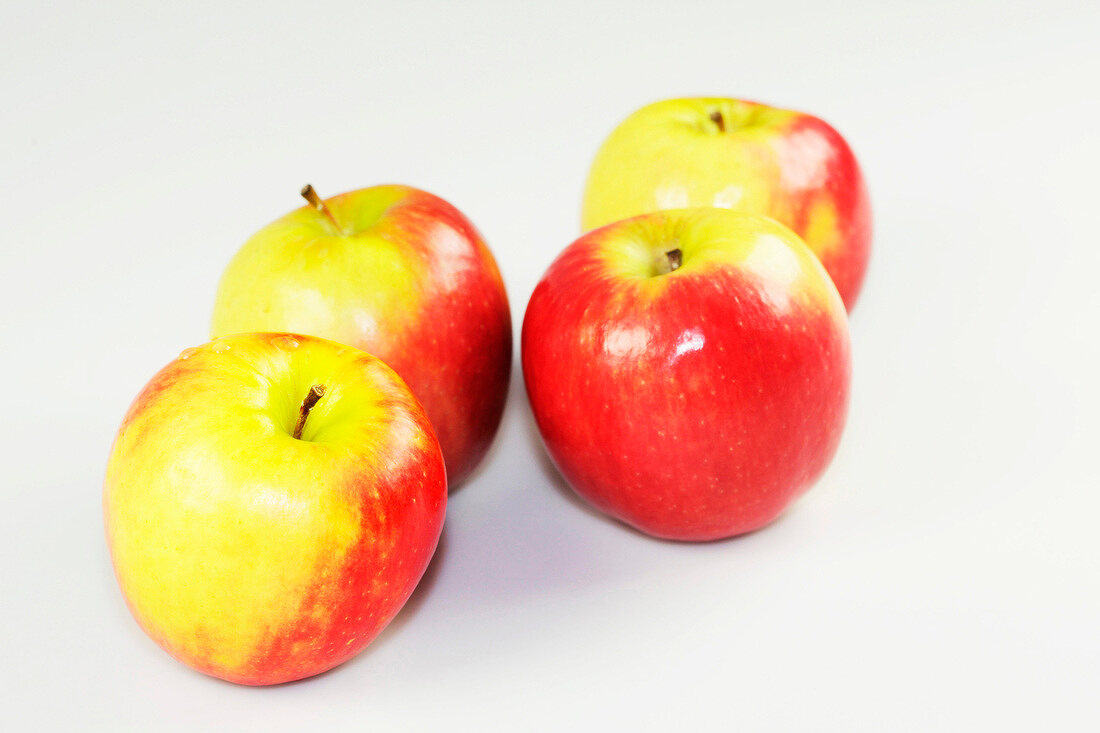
[709,109,725,133]
[292,384,326,440]
[300,185,343,232]
[659,248,683,275]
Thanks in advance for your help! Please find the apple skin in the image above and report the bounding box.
[582,98,871,311]
[522,209,851,541]
[103,332,446,685]
[211,185,511,486]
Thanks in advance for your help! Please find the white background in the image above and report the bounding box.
[2,1,1098,730]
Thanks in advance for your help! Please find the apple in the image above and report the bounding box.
[211,184,511,486]
[103,332,447,685]
[581,97,872,310]
[522,209,851,541]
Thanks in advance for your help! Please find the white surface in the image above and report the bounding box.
[2,1,1098,730]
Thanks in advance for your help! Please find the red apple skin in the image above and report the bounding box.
[582,98,872,311]
[522,211,851,541]
[369,191,512,485]
[105,333,447,685]
[212,186,512,487]
[779,112,872,311]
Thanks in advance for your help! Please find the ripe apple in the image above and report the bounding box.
[522,209,851,541]
[103,332,447,685]
[211,184,511,486]
[581,97,872,310]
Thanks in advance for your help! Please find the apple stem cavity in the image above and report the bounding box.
[657,248,683,275]
[300,184,343,232]
[292,384,326,440]
[709,109,725,133]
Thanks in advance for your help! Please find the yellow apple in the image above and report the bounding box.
[582,98,872,310]
[104,332,446,684]
[211,185,511,485]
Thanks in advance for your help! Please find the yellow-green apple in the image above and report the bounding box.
[103,332,446,685]
[522,209,851,541]
[211,184,511,486]
[582,98,872,310]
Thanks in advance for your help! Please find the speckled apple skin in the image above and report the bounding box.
[212,186,511,486]
[523,210,851,541]
[583,98,871,311]
[105,333,446,684]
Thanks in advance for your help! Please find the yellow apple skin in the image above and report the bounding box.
[582,98,872,311]
[211,185,511,486]
[104,333,446,685]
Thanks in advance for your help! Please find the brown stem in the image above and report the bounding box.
[658,248,683,275]
[709,109,725,132]
[292,384,326,440]
[300,184,342,231]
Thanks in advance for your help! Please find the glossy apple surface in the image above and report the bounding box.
[104,333,446,685]
[523,209,851,541]
[211,185,511,486]
[582,98,871,310]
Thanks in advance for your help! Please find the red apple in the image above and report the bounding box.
[522,209,851,541]
[104,333,446,684]
[212,185,512,486]
[582,97,872,310]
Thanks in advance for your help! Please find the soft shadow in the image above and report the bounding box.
[448,405,509,497]
[445,354,516,496]
[355,526,449,651]
[518,381,624,532]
